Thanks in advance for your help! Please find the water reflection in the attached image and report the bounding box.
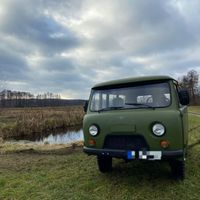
[12,126,83,145]
[37,129,83,144]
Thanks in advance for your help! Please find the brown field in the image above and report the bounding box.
[0,106,84,139]
[0,105,199,141]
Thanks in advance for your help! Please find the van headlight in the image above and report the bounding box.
[89,125,99,136]
[152,123,165,136]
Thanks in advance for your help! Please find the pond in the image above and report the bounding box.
[37,129,83,145]
[8,126,84,145]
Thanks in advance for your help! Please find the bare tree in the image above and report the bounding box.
[179,69,199,103]
[187,70,199,99]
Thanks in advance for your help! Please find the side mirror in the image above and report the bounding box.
[84,100,88,112]
[178,90,190,105]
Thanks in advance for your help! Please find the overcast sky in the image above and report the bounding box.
[0,0,200,99]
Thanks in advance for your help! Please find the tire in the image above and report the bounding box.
[169,160,185,180]
[97,156,112,173]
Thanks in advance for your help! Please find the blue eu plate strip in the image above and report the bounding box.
[127,151,133,159]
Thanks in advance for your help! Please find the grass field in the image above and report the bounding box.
[0,107,199,200]
[0,145,199,200]
[0,106,84,139]
[188,106,200,114]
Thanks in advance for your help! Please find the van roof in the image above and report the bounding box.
[92,75,175,89]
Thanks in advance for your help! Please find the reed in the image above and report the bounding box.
[0,106,85,139]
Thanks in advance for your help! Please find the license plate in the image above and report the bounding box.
[139,151,162,160]
[127,151,162,160]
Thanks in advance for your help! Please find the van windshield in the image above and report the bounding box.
[90,82,171,112]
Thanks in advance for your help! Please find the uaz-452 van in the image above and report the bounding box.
[83,76,189,179]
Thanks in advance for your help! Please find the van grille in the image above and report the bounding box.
[103,135,149,150]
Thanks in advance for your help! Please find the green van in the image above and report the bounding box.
[83,76,189,179]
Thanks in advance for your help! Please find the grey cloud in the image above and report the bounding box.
[0,48,28,81]
[26,68,92,98]
[0,0,200,98]
[82,0,196,54]
[39,56,76,72]
[0,0,82,55]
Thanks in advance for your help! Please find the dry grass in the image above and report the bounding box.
[0,106,84,139]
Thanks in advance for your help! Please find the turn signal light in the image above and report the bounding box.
[160,140,169,149]
[88,139,96,146]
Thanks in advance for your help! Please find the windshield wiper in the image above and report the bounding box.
[125,103,155,109]
[97,106,124,112]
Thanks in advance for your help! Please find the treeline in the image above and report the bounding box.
[0,90,85,107]
[0,90,61,100]
[0,99,85,108]
[178,70,200,105]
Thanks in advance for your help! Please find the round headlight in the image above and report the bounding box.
[89,125,99,136]
[152,123,165,136]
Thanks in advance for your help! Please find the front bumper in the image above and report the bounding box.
[83,146,183,160]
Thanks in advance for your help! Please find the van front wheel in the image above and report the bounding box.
[97,156,112,173]
[169,160,185,180]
